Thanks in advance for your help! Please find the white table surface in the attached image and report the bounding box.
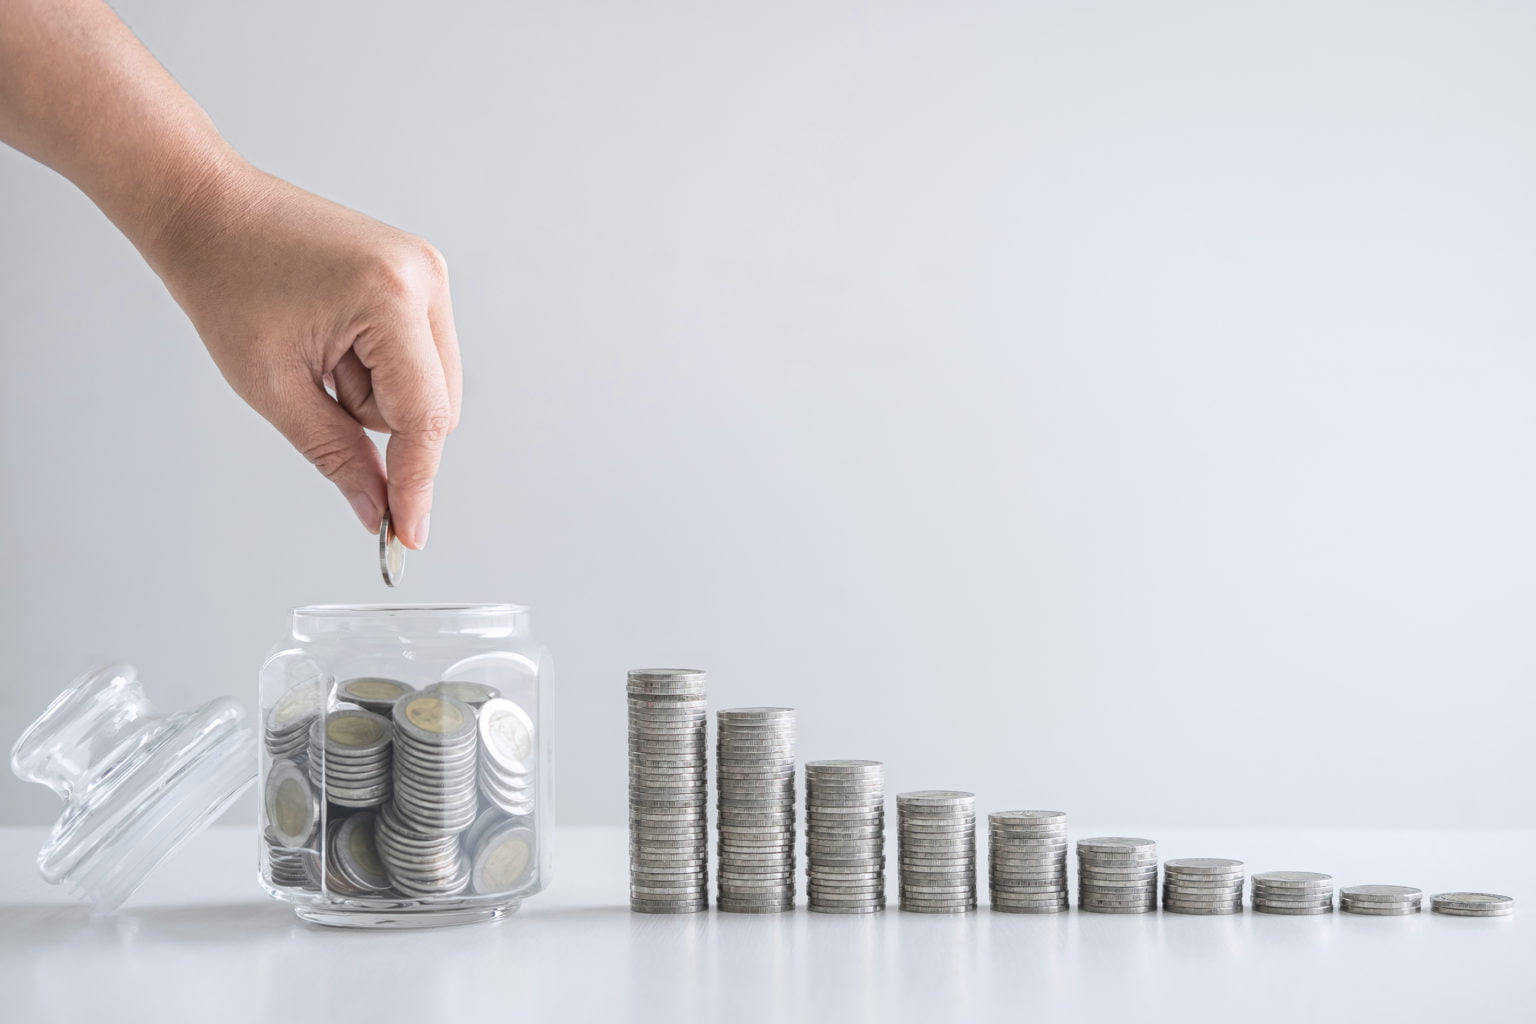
[0,824,1530,1024]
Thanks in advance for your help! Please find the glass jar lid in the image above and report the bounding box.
[10,662,256,914]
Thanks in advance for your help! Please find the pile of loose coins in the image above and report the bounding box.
[261,676,538,902]
[804,760,886,914]
[1251,871,1335,914]
[716,708,798,913]
[1162,858,1245,915]
[987,810,1068,913]
[897,791,978,913]
[627,669,709,913]
[1340,884,1422,916]
[1077,837,1158,913]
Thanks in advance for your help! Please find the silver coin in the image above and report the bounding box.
[1078,837,1156,852]
[1341,903,1421,916]
[379,507,405,585]
[1252,870,1333,887]
[1430,892,1513,912]
[333,811,391,891]
[1431,906,1515,917]
[1165,904,1242,915]
[264,759,318,848]
[1164,858,1244,874]
[989,810,1067,826]
[1340,885,1422,903]
[992,903,1068,914]
[337,677,416,715]
[1253,904,1333,915]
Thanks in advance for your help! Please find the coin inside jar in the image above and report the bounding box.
[379,508,405,586]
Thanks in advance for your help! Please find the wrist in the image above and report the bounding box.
[120,144,271,277]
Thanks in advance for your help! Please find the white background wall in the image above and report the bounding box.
[2,0,1533,829]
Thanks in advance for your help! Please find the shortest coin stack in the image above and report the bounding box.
[1251,871,1334,914]
[897,791,977,914]
[804,760,886,914]
[1077,837,1158,913]
[1431,892,1515,918]
[988,810,1068,914]
[1162,858,1244,915]
[1340,884,1422,916]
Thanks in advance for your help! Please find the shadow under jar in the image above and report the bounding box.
[259,604,552,928]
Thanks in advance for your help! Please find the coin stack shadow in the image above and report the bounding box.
[1431,892,1515,917]
[1162,858,1245,915]
[627,669,709,913]
[716,708,797,913]
[1076,837,1158,913]
[1340,884,1422,915]
[804,760,885,914]
[987,810,1068,913]
[1250,871,1334,914]
[897,791,977,913]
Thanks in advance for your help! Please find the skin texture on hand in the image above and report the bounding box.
[0,0,457,548]
[147,167,461,547]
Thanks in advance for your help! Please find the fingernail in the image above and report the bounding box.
[413,514,431,550]
[350,493,381,533]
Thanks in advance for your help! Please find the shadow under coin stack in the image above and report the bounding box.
[804,760,886,914]
[1161,858,1244,915]
[374,691,480,896]
[1340,884,1422,916]
[987,810,1069,913]
[1250,870,1334,914]
[897,791,977,914]
[1076,837,1158,913]
[627,669,709,913]
[716,708,798,913]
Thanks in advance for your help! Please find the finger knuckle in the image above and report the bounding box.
[300,436,359,481]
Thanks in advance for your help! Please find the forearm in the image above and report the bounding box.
[0,0,247,259]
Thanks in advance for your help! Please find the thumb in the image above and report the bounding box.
[264,376,389,532]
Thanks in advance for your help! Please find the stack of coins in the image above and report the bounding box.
[477,698,535,817]
[308,708,393,810]
[1251,871,1334,914]
[264,758,319,849]
[804,760,885,914]
[627,669,709,914]
[265,836,319,889]
[390,691,479,835]
[716,708,798,913]
[336,677,415,715]
[1162,858,1244,914]
[897,791,977,914]
[323,810,391,895]
[374,799,470,896]
[1340,884,1422,915]
[1431,892,1515,918]
[469,822,537,895]
[265,680,324,770]
[1077,837,1158,913]
[987,810,1068,913]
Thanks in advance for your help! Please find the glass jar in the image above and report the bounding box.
[259,603,552,928]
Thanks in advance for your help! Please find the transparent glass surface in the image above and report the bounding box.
[10,663,256,914]
[259,604,553,928]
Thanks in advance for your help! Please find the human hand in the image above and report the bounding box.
[144,163,460,549]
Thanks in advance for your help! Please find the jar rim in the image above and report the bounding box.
[293,603,528,616]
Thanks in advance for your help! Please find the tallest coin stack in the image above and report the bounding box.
[627,669,709,913]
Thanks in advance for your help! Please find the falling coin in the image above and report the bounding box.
[379,508,405,586]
